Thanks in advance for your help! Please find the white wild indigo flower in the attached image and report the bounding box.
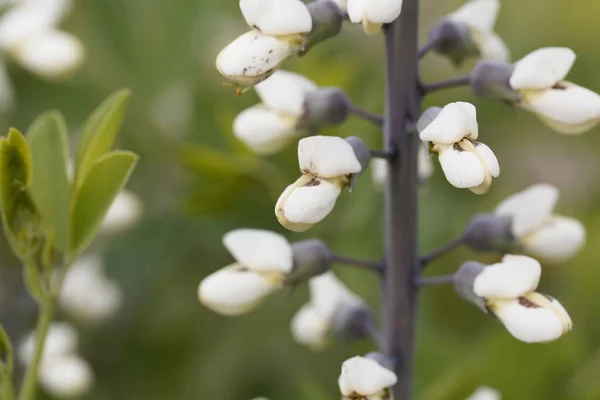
[291,271,364,350]
[60,254,122,323]
[447,0,509,62]
[234,70,317,154]
[466,386,501,400]
[347,0,403,35]
[276,136,362,232]
[473,254,572,343]
[338,356,398,399]
[100,190,143,234]
[198,229,293,315]
[419,102,499,194]
[19,322,93,398]
[216,0,313,86]
[371,144,433,189]
[509,47,600,134]
[495,183,585,263]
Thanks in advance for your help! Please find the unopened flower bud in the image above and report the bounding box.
[300,0,344,55]
[287,239,331,285]
[330,302,375,340]
[416,106,442,134]
[453,261,487,312]
[344,136,370,189]
[428,19,476,66]
[463,213,514,253]
[470,60,519,101]
[298,88,350,130]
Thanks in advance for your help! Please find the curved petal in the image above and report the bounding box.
[473,30,510,62]
[419,102,478,144]
[536,114,599,135]
[216,31,297,86]
[338,356,398,396]
[223,229,293,272]
[309,272,362,319]
[254,70,317,115]
[363,0,403,24]
[280,175,342,224]
[473,254,541,299]
[418,144,434,181]
[437,144,485,189]
[370,158,387,190]
[448,0,500,33]
[347,0,366,23]
[233,105,297,155]
[240,0,312,35]
[510,47,576,90]
[198,264,281,316]
[298,136,362,177]
[522,215,586,263]
[275,182,313,232]
[290,304,330,350]
[494,183,558,238]
[39,355,93,399]
[466,386,502,400]
[473,141,499,177]
[100,190,143,235]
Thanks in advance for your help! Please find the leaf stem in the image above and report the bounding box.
[421,74,472,94]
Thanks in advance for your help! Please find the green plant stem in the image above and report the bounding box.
[0,325,15,400]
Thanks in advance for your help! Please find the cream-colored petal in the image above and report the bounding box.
[419,102,478,144]
[233,105,297,155]
[223,229,293,273]
[309,272,362,319]
[298,136,362,177]
[240,0,312,35]
[275,182,313,232]
[290,303,330,350]
[437,144,486,189]
[522,215,585,263]
[280,175,343,224]
[510,47,576,90]
[39,355,93,399]
[362,0,403,24]
[473,254,541,299]
[448,0,500,33]
[473,30,510,62]
[473,141,499,177]
[18,322,78,366]
[254,70,317,115]
[338,356,398,396]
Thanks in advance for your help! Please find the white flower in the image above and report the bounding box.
[473,254,572,343]
[347,0,403,35]
[19,323,78,366]
[495,183,585,262]
[466,386,501,400]
[234,70,317,154]
[338,356,398,399]
[371,144,433,189]
[198,229,293,315]
[276,136,362,232]
[100,190,143,235]
[448,0,509,62]
[291,272,363,350]
[419,102,499,194]
[60,254,122,323]
[509,47,600,134]
[216,0,312,86]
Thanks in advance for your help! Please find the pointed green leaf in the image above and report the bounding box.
[0,129,40,259]
[23,261,46,303]
[27,111,70,252]
[71,150,138,255]
[75,89,131,184]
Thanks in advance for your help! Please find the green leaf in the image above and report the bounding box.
[70,150,138,255]
[75,89,131,185]
[23,261,46,303]
[0,129,40,259]
[27,111,70,252]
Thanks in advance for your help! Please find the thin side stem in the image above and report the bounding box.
[370,149,396,161]
[365,320,385,351]
[420,236,465,268]
[421,74,472,94]
[418,37,438,59]
[0,325,15,400]
[382,0,421,397]
[329,253,384,275]
[417,275,455,287]
[347,103,384,126]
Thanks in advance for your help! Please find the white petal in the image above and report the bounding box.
[338,356,398,396]
[473,142,499,177]
[39,355,93,398]
[466,386,502,400]
[437,144,485,189]
[362,0,403,25]
[510,47,576,90]
[536,114,599,135]
[494,183,559,238]
[298,136,362,177]
[473,254,541,299]
[14,30,84,79]
[522,215,585,263]
[240,0,312,35]
[418,144,434,181]
[473,30,510,62]
[370,158,387,189]
[309,272,362,319]
[0,57,14,112]
[233,105,297,155]
[100,190,142,235]
[448,0,500,33]
[490,293,572,343]
[281,176,342,224]
[19,322,78,366]
[275,182,313,232]
[347,0,366,23]
[216,31,297,86]
[419,102,478,144]
[223,229,293,272]
[254,70,317,115]
[198,264,281,316]
[520,83,600,131]
[290,304,330,350]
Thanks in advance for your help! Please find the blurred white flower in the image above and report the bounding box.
[466,386,501,400]
[347,0,403,35]
[276,136,362,232]
[509,47,600,134]
[216,0,312,86]
[338,356,397,399]
[371,144,433,189]
[19,323,78,365]
[419,102,499,194]
[495,183,585,262]
[473,254,572,343]
[60,254,122,323]
[448,0,509,62]
[100,190,142,235]
[291,272,364,350]
[234,70,317,154]
[198,229,293,316]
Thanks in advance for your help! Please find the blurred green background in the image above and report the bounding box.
[1,0,600,399]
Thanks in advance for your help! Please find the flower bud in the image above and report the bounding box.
[453,261,487,312]
[300,0,344,55]
[428,19,476,66]
[297,88,349,130]
[463,213,514,253]
[286,239,331,285]
[470,60,519,101]
[344,136,370,190]
[330,301,375,340]
[338,355,398,399]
